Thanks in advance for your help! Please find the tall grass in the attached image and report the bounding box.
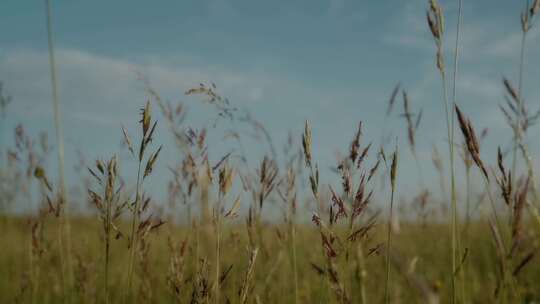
[451,1,465,301]
[2,2,540,304]
[426,1,459,302]
[384,145,398,304]
[124,100,162,300]
[44,0,73,298]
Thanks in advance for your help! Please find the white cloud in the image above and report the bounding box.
[0,48,271,124]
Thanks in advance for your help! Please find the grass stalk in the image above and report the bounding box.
[356,242,367,304]
[441,67,460,304]
[427,2,459,299]
[104,189,112,304]
[44,0,73,300]
[511,0,529,179]
[215,192,222,304]
[451,0,464,302]
[291,221,299,304]
[125,160,142,301]
[384,187,395,304]
[462,163,471,302]
[384,146,398,304]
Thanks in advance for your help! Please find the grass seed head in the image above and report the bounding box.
[350,122,362,163]
[302,120,312,168]
[522,9,530,33]
[455,105,489,181]
[390,145,398,190]
[141,100,152,136]
[532,0,540,16]
[219,164,235,196]
[106,155,118,201]
[495,147,512,206]
[34,166,52,192]
[122,125,135,156]
[144,145,162,178]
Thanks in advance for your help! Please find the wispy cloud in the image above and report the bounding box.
[380,1,432,51]
[486,29,540,58]
[0,48,270,122]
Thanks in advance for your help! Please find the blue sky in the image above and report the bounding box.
[1,0,540,212]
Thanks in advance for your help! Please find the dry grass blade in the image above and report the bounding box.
[224,195,241,218]
[239,248,258,304]
[503,78,519,103]
[512,252,535,276]
[386,83,401,116]
[402,91,416,153]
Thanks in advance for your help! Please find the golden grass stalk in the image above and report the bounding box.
[44,0,73,299]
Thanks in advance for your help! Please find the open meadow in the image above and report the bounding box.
[2,0,540,303]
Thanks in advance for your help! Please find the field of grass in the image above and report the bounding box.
[1,217,539,304]
[2,0,540,303]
